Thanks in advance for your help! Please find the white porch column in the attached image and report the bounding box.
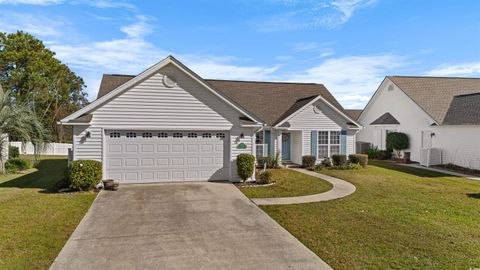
[276,129,282,162]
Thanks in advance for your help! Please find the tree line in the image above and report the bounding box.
[0,31,89,143]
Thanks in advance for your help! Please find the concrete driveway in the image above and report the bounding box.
[51,182,331,270]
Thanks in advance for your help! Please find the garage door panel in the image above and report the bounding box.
[106,130,226,183]
[157,144,169,153]
[157,158,169,166]
[141,158,155,167]
[125,158,138,167]
[141,144,155,152]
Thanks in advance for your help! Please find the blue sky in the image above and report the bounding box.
[1,0,480,108]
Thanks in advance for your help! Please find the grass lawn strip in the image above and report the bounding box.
[240,168,333,198]
[261,161,480,269]
[0,156,97,270]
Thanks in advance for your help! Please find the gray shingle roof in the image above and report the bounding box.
[443,93,480,125]
[96,75,346,126]
[370,112,400,125]
[388,76,480,124]
[344,109,363,120]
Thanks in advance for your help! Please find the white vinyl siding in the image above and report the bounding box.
[73,126,103,161]
[287,100,355,157]
[92,64,236,129]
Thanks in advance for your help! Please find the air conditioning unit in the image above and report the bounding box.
[420,148,442,167]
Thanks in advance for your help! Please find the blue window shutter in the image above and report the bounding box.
[311,131,318,157]
[264,130,271,157]
[340,130,347,155]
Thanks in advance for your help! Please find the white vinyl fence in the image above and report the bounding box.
[9,142,72,156]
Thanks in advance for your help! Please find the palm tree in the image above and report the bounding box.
[0,86,47,174]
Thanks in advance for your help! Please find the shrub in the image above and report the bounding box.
[366,146,380,159]
[350,163,362,170]
[349,154,368,168]
[5,158,31,173]
[257,171,272,184]
[321,157,332,168]
[237,154,255,182]
[378,150,392,160]
[67,160,102,191]
[302,155,316,168]
[331,154,347,166]
[257,156,273,168]
[272,152,281,169]
[8,146,19,159]
[386,132,409,151]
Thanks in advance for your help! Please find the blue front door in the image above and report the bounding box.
[282,133,291,160]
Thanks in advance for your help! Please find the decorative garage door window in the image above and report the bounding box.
[173,132,183,138]
[142,132,153,138]
[109,132,120,138]
[158,132,168,138]
[202,133,212,138]
[187,132,197,138]
[126,132,137,138]
[216,133,225,139]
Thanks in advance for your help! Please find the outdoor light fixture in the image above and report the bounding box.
[85,131,91,138]
[240,133,244,139]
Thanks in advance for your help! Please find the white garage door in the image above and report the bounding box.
[106,130,227,183]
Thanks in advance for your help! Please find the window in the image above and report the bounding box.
[173,132,183,138]
[216,133,225,139]
[318,131,341,158]
[318,131,329,158]
[187,132,197,138]
[126,132,136,138]
[109,132,120,138]
[330,131,340,155]
[158,132,168,138]
[142,132,152,138]
[202,133,212,138]
[255,131,264,144]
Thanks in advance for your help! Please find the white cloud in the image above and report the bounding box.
[425,62,480,77]
[120,15,154,38]
[0,0,62,5]
[0,12,68,37]
[183,56,280,81]
[290,54,406,108]
[256,0,376,31]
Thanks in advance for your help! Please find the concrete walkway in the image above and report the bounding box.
[399,163,480,181]
[51,182,331,270]
[252,168,356,205]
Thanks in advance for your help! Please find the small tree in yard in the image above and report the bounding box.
[386,132,409,159]
[0,89,47,174]
[237,154,255,182]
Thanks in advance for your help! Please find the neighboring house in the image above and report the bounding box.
[357,76,480,170]
[60,56,361,183]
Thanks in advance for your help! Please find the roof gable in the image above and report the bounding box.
[388,76,480,124]
[370,112,400,125]
[92,75,346,126]
[60,55,261,124]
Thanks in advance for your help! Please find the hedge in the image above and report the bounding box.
[302,155,316,168]
[331,154,347,166]
[237,154,255,181]
[8,146,19,159]
[349,154,368,168]
[67,160,102,191]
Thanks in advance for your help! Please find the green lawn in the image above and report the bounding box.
[239,168,333,198]
[261,161,480,269]
[0,156,96,270]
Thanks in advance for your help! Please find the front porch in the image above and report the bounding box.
[255,129,303,166]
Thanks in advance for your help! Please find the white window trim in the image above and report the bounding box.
[317,130,341,159]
